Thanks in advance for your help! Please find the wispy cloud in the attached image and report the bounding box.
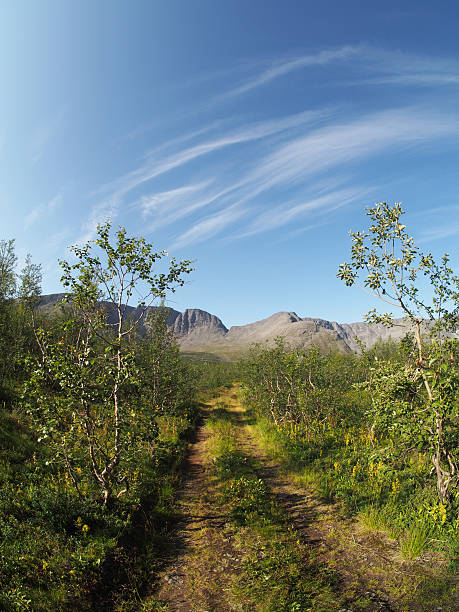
[24,193,62,229]
[118,120,223,151]
[412,203,459,217]
[142,183,245,231]
[220,46,359,99]
[235,188,372,239]
[133,180,242,231]
[418,221,459,243]
[172,203,248,249]
[84,109,329,239]
[278,221,329,242]
[47,228,73,252]
[86,105,459,248]
[122,108,328,189]
[239,107,458,200]
[76,198,119,245]
[189,107,458,241]
[137,181,213,217]
[360,47,459,88]
[215,45,459,103]
[81,43,459,252]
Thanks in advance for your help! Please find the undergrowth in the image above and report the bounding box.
[0,401,198,611]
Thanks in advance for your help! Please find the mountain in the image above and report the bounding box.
[201,312,422,357]
[175,311,458,358]
[37,295,457,360]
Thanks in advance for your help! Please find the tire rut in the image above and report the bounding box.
[151,408,241,612]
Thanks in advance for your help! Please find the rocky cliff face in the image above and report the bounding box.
[225,312,302,343]
[176,311,457,356]
[172,309,228,347]
[223,312,350,353]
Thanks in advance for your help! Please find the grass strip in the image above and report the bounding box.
[205,397,343,612]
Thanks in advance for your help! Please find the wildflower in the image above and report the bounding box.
[429,503,447,525]
[352,464,358,478]
[391,478,400,497]
[438,504,447,525]
[82,524,90,534]
[368,462,375,479]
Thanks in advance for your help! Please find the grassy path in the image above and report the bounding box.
[146,386,455,612]
[147,391,245,611]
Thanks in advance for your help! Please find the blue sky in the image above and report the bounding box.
[1,0,459,327]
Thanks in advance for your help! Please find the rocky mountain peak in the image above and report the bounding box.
[172,309,228,337]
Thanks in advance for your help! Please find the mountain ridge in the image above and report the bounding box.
[36,294,459,359]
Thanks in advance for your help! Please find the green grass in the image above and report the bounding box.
[400,520,434,560]
[180,351,226,362]
[250,415,459,557]
[203,401,238,459]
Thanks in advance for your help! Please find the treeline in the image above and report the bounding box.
[0,228,235,610]
[0,241,42,399]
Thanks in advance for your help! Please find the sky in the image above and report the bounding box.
[1,0,459,327]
